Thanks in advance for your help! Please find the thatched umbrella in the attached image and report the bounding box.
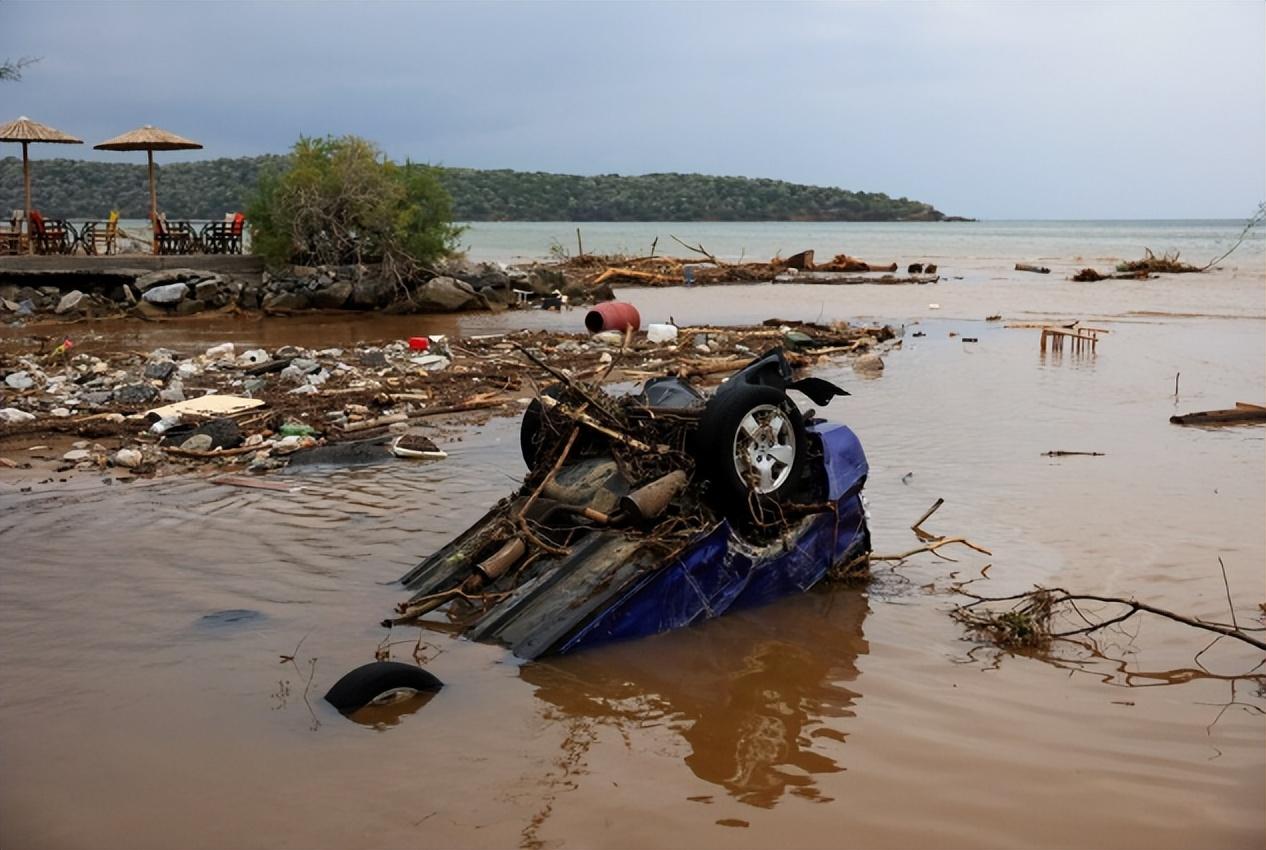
[94,125,202,227]
[0,116,83,251]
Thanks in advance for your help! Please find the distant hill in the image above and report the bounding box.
[0,155,947,222]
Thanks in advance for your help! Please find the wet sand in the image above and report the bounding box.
[1,268,1263,849]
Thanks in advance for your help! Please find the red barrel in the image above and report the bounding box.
[585,301,641,334]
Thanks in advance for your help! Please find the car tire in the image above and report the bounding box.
[323,661,443,714]
[697,384,807,512]
[520,384,565,469]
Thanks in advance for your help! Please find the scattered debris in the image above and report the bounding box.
[1042,450,1105,457]
[1039,324,1107,354]
[2,321,896,480]
[1072,268,1106,282]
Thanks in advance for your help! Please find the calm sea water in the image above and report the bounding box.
[101,218,1264,273]
[456,219,1266,269]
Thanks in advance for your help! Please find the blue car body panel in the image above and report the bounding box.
[555,421,869,655]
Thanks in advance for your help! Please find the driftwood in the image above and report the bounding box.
[1015,263,1050,274]
[1043,450,1105,457]
[1170,402,1266,426]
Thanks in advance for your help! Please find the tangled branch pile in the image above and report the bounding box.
[1115,248,1201,275]
[546,242,899,289]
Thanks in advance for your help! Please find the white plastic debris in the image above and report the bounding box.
[646,323,679,343]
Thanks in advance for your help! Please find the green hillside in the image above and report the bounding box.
[0,155,946,222]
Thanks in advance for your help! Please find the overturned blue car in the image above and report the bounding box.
[325,349,870,714]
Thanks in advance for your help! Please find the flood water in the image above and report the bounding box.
[2,262,1264,848]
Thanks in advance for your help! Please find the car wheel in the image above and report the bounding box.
[323,661,442,714]
[698,384,807,510]
[520,384,565,469]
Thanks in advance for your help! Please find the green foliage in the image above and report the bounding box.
[0,155,946,222]
[245,135,462,269]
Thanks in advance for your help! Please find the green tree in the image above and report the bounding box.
[247,135,462,274]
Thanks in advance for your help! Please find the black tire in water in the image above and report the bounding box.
[323,661,443,714]
[697,384,807,511]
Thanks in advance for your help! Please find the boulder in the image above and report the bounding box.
[309,280,353,309]
[414,276,479,312]
[55,290,86,314]
[194,279,221,301]
[112,448,143,469]
[262,290,310,312]
[134,270,194,292]
[347,275,394,309]
[175,299,206,316]
[143,283,189,305]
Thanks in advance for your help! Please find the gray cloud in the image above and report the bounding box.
[2,0,1262,217]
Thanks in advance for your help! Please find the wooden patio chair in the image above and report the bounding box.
[153,213,199,255]
[0,210,23,255]
[200,212,245,255]
[29,210,77,255]
[81,211,120,256]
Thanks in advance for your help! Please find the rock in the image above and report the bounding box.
[415,276,479,312]
[194,280,221,301]
[134,270,192,292]
[262,290,310,312]
[55,290,86,314]
[347,275,393,309]
[80,390,113,406]
[158,381,185,403]
[853,353,885,374]
[205,342,235,360]
[175,299,205,316]
[112,448,143,468]
[122,284,137,305]
[359,350,388,368]
[4,371,35,390]
[133,301,169,320]
[143,359,176,381]
[528,268,565,295]
[289,358,320,374]
[0,407,35,423]
[188,417,243,450]
[309,280,353,309]
[50,407,71,417]
[179,434,214,452]
[113,383,159,405]
[143,283,189,305]
[62,449,91,462]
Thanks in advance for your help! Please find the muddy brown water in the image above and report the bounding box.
[2,271,1264,849]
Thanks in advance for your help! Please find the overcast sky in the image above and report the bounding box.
[3,1,1263,218]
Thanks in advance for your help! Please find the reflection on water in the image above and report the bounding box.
[523,589,868,809]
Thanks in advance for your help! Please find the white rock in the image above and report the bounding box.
[4,371,35,390]
[0,407,35,423]
[50,407,71,417]
[205,342,236,359]
[112,448,143,469]
[63,449,91,462]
